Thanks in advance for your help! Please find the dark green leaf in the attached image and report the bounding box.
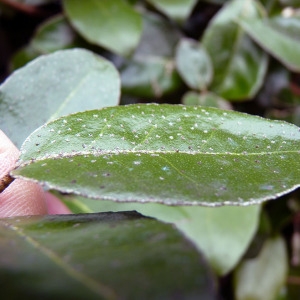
[238,15,300,71]
[202,0,268,100]
[0,212,216,299]
[182,91,233,110]
[146,0,197,22]
[234,236,288,300]
[12,104,300,206]
[175,39,213,91]
[0,48,120,147]
[63,0,142,56]
[61,196,260,275]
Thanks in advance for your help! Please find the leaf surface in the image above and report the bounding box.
[182,91,233,110]
[63,0,142,56]
[175,39,213,91]
[238,15,300,71]
[61,196,260,275]
[202,0,268,100]
[12,104,300,206]
[0,48,120,148]
[0,212,216,299]
[146,0,197,21]
[121,13,182,98]
[234,236,288,300]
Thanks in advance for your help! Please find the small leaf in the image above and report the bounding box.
[234,236,288,300]
[182,91,233,110]
[0,212,216,299]
[61,196,260,276]
[31,14,78,53]
[121,13,182,99]
[0,48,120,148]
[202,0,268,100]
[146,0,197,22]
[238,15,300,72]
[63,0,142,56]
[121,58,182,98]
[12,104,300,206]
[175,38,213,91]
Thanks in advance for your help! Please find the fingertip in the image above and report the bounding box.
[45,192,71,215]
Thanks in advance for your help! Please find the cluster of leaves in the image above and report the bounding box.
[1,0,300,298]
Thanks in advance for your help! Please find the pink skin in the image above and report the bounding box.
[0,130,70,217]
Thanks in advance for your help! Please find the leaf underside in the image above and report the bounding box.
[12,104,300,206]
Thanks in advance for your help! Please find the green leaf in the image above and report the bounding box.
[63,0,142,56]
[121,13,182,98]
[146,0,197,22]
[182,91,233,110]
[0,48,120,148]
[238,15,300,72]
[0,212,216,299]
[202,0,268,100]
[61,196,260,276]
[31,14,78,53]
[121,58,182,98]
[175,38,213,91]
[234,236,288,300]
[12,104,300,206]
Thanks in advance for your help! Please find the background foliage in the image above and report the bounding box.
[1,0,300,299]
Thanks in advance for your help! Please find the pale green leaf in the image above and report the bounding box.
[235,236,288,300]
[202,0,268,100]
[182,91,233,110]
[31,14,77,53]
[12,104,300,206]
[61,196,260,276]
[63,0,142,56]
[146,0,197,22]
[0,48,120,148]
[175,39,213,91]
[0,212,216,299]
[238,15,300,71]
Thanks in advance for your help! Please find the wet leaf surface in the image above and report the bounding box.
[0,211,216,299]
[12,104,300,206]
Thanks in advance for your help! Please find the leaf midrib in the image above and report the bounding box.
[16,149,299,167]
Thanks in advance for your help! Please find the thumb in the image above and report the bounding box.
[0,130,48,217]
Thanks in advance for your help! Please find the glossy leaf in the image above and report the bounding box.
[234,236,288,300]
[238,15,300,71]
[175,38,213,91]
[63,0,142,56]
[12,104,300,206]
[0,212,216,299]
[202,0,268,100]
[0,48,120,147]
[146,0,197,22]
[182,91,233,110]
[61,196,260,275]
